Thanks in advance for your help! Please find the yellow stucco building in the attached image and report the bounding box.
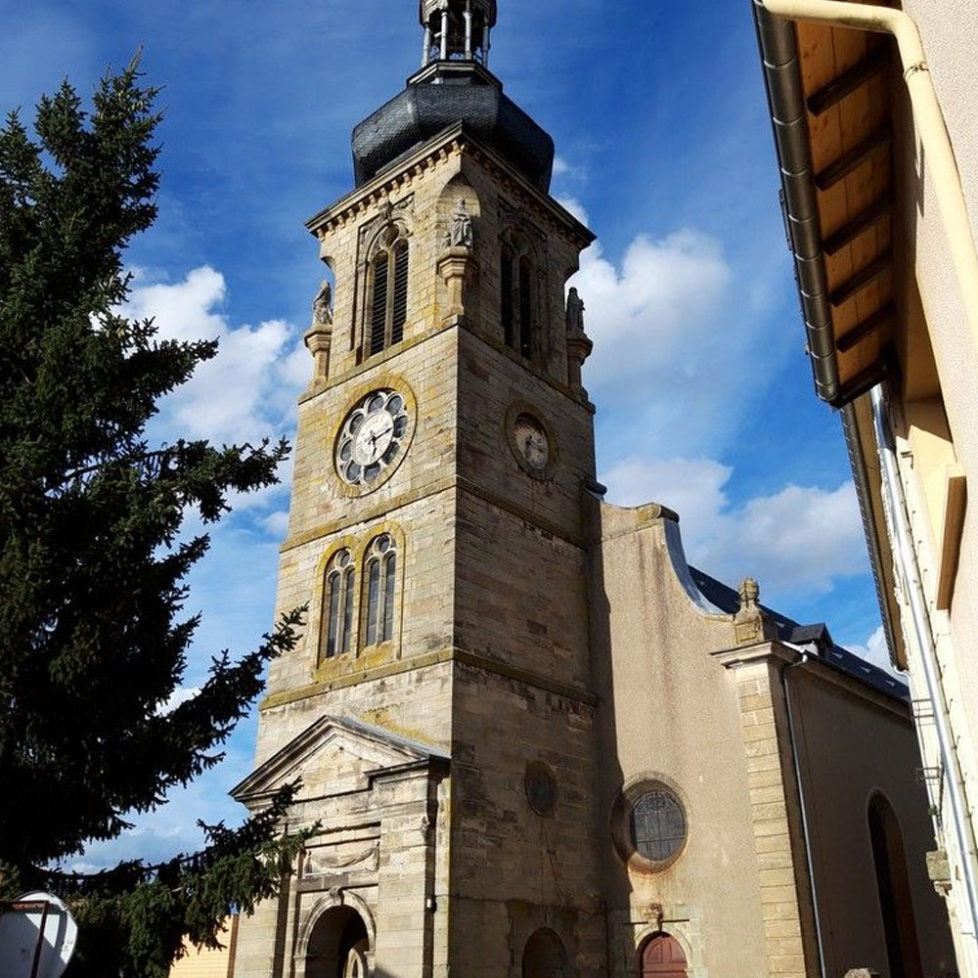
[752,0,978,974]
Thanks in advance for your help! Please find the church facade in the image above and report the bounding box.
[227,4,955,976]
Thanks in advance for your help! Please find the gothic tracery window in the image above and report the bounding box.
[321,549,355,660]
[368,233,409,357]
[362,534,397,646]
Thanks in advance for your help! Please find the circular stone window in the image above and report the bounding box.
[524,762,558,816]
[613,781,687,873]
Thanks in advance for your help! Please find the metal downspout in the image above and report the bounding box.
[871,385,978,953]
[755,0,978,395]
[781,650,828,978]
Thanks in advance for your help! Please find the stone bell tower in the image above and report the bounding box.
[230,4,603,977]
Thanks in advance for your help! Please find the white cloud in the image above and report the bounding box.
[262,510,290,539]
[578,231,732,386]
[125,266,308,446]
[845,625,901,677]
[552,155,587,183]
[603,455,866,601]
[578,227,867,605]
[158,685,201,715]
[571,230,775,462]
[556,195,590,226]
[603,455,731,532]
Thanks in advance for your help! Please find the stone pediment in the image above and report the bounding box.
[231,715,449,806]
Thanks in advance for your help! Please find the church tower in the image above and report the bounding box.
[231,4,602,977]
[227,6,961,978]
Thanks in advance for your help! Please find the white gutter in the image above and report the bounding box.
[871,385,978,951]
[756,0,978,376]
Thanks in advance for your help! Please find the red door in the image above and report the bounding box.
[641,934,688,978]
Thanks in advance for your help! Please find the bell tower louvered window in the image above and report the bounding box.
[368,238,409,357]
[501,245,515,349]
[518,255,533,358]
[500,236,534,359]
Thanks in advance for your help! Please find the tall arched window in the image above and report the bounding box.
[362,534,397,646]
[500,236,534,359]
[868,794,924,978]
[369,236,409,357]
[321,549,355,660]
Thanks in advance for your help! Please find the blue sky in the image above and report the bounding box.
[2,0,888,867]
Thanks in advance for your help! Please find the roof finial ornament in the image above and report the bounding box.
[420,0,497,69]
[738,577,760,612]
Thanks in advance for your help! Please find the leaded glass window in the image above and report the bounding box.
[629,788,686,864]
[321,549,354,660]
[363,534,397,646]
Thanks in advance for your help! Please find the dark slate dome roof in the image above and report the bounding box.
[352,63,554,191]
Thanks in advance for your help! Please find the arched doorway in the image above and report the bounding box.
[640,932,688,978]
[522,927,568,978]
[306,906,370,978]
[869,793,924,978]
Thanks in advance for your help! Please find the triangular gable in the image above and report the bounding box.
[231,715,449,805]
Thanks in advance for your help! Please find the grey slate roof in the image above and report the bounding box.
[688,566,908,702]
[351,62,554,190]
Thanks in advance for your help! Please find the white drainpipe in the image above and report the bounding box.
[756,0,978,379]
[870,385,978,955]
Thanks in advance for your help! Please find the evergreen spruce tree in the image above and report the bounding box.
[0,61,305,977]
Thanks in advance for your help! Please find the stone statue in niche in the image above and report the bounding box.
[312,280,333,327]
[447,198,473,248]
[565,286,585,334]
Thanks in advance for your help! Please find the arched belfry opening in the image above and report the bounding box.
[420,0,496,67]
[306,906,370,978]
[639,932,688,978]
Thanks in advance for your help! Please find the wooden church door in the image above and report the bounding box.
[641,933,688,978]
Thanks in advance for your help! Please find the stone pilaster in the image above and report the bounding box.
[713,643,816,978]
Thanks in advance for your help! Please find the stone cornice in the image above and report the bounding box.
[305,123,594,249]
[259,644,598,712]
[712,641,910,718]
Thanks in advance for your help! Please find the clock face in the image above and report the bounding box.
[335,389,409,486]
[513,413,550,472]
